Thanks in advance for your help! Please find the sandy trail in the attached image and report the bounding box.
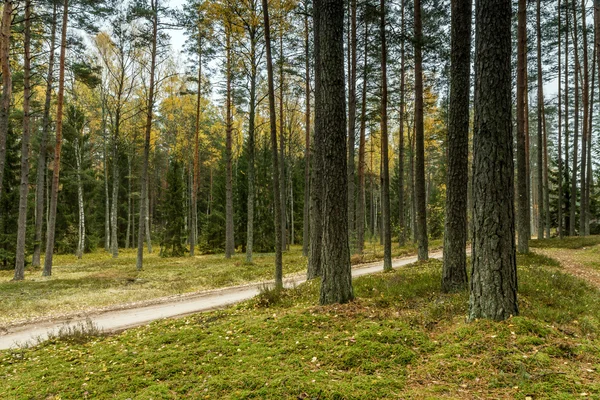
[0,251,442,350]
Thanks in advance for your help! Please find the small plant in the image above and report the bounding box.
[46,319,103,345]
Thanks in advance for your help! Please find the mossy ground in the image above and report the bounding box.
[0,240,441,327]
[1,243,599,399]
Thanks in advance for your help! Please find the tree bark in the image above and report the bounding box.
[558,0,563,239]
[570,0,579,236]
[579,0,589,235]
[278,28,287,252]
[347,0,357,242]
[246,33,256,263]
[0,0,12,204]
[110,139,119,257]
[75,139,85,259]
[356,17,368,254]
[565,6,570,235]
[398,0,406,247]
[43,0,69,277]
[469,0,519,321]
[316,0,353,305]
[414,0,428,260]
[516,0,529,252]
[536,0,545,239]
[33,2,57,267]
[136,0,158,271]
[380,0,391,271]
[302,10,311,257]
[442,0,471,292]
[14,0,32,280]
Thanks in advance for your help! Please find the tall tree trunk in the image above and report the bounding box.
[398,0,406,247]
[192,43,202,258]
[43,0,69,277]
[565,7,570,234]
[111,139,119,257]
[586,41,596,236]
[516,0,529,252]
[558,0,564,239]
[246,36,256,263]
[103,106,110,252]
[263,0,283,287]
[356,18,368,254]
[302,10,311,257]
[75,139,85,259]
[125,154,132,249]
[570,0,579,236]
[442,0,471,292]
[136,0,158,271]
[14,0,32,280]
[145,187,152,253]
[380,0,391,271]
[279,29,287,252]
[33,2,57,267]
[347,0,357,241]
[0,0,12,203]
[469,0,518,321]
[316,0,353,305]
[536,0,545,239]
[225,24,235,258]
[580,0,589,235]
[414,0,428,260]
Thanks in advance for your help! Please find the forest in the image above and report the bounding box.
[1,0,600,397]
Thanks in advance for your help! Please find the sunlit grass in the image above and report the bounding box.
[0,239,441,327]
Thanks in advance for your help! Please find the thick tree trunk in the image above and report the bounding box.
[316,0,353,305]
[33,2,57,267]
[516,0,529,253]
[398,0,406,247]
[558,0,563,239]
[536,0,545,239]
[0,0,12,203]
[347,0,357,241]
[263,0,283,287]
[14,0,32,280]
[225,26,235,258]
[414,0,428,260]
[570,0,579,236]
[136,0,158,271]
[43,0,69,277]
[302,11,311,257]
[442,0,471,292]
[356,19,368,255]
[380,0,391,271]
[469,0,518,321]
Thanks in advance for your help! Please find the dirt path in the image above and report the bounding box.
[535,247,600,290]
[0,251,442,350]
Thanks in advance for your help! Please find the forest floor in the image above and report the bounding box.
[0,239,442,328]
[1,237,600,399]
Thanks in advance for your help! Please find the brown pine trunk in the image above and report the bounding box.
[516,0,529,252]
[302,9,311,257]
[14,0,32,280]
[469,0,518,321]
[33,2,57,267]
[565,7,570,235]
[136,0,158,271]
[43,0,69,276]
[580,0,589,235]
[380,0,391,271]
[558,0,563,239]
[442,0,471,292]
[263,0,283,288]
[570,0,579,236]
[316,0,354,305]
[536,0,545,239]
[0,0,13,204]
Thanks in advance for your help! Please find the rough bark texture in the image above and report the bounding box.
[380,0,391,271]
[469,0,519,321]
[442,0,471,293]
[347,0,357,241]
[33,3,57,267]
[136,0,158,271]
[43,0,69,277]
[0,0,12,204]
[14,0,32,280]
[414,0,428,261]
[516,0,529,253]
[302,11,311,258]
[225,26,235,258]
[536,0,545,239]
[558,0,563,239]
[355,19,368,255]
[263,0,283,288]
[570,0,579,236]
[316,0,354,305]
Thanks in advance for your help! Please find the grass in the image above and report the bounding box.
[529,235,600,249]
[0,239,440,327]
[1,248,599,399]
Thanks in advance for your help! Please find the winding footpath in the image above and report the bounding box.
[0,251,443,350]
